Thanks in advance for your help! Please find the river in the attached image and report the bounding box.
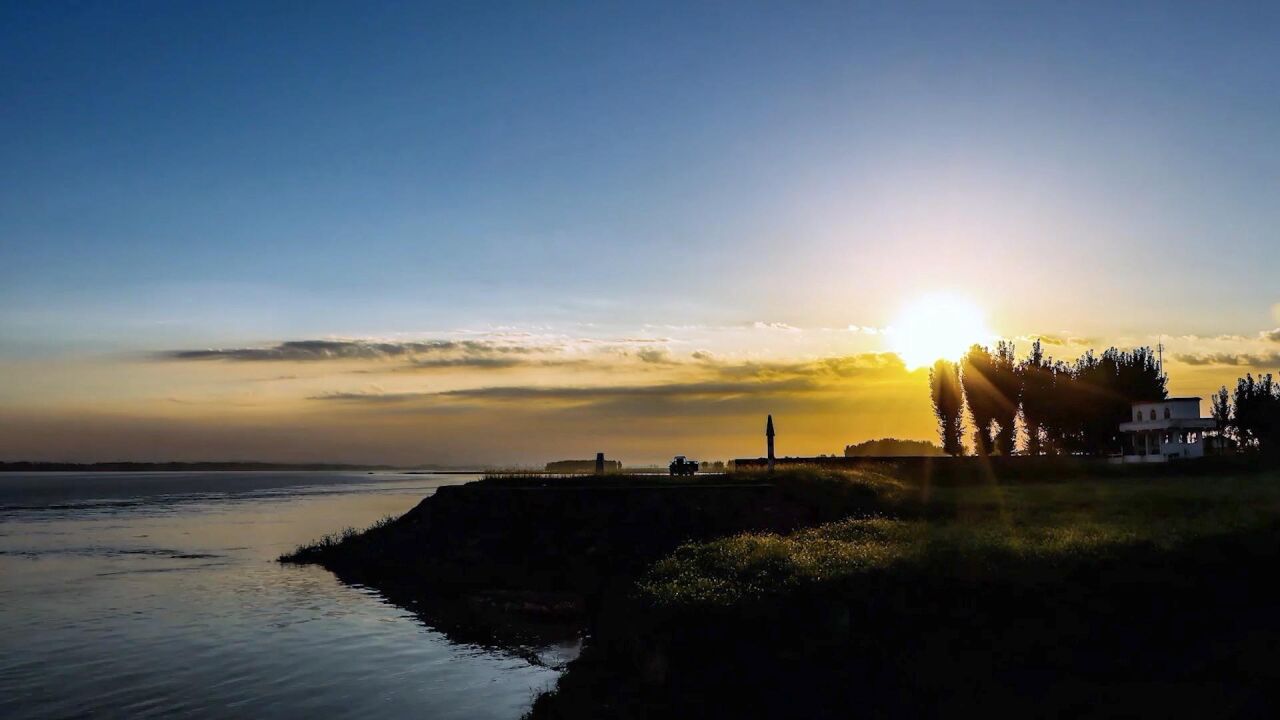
[0,471,571,719]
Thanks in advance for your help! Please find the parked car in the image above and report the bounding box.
[668,455,698,476]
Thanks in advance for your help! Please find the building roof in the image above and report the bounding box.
[1132,397,1201,404]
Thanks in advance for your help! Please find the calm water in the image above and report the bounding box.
[0,472,571,719]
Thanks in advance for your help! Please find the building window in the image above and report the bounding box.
[1164,407,1171,419]
[1135,411,1142,422]
[1150,409,1157,420]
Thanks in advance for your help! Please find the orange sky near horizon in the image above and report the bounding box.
[2,302,1277,466]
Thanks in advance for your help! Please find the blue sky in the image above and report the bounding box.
[5,1,1279,354]
[2,2,1280,462]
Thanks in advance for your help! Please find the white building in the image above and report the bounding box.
[1116,398,1216,463]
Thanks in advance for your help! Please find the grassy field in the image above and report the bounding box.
[531,463,1280,718]
[640,465,1280,607]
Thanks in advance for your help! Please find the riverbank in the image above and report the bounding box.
[286,461,1280,718]
[281,471,890,606]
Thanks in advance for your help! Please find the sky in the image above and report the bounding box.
[2,1,1279,465]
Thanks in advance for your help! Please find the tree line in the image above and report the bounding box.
[929,340,1167,456]
[929,340,1280,457]
[844,438,947,457]
[1210,374,1280,455]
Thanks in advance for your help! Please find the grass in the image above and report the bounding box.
[279,461,1280,606]
[639,466,1280,607]
[504,461,1280,718]
[478,471,765,487]
[278,514,398,563]
[639,516,907,606]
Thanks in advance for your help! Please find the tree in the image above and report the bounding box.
[845,438,947,457]
[1211,385,1232,436]
[961,345,998,455]
[990,341,1022,455]
[1019,340,1052,455]
[929,359,965,456]
[1233,374,1280,455]
[1038,359,1076,454]
[1070,350,1109,453]
[934,342,1169,457]
[1113,346,1166,402]
[1064,347,1166,455]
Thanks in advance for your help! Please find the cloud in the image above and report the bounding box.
[407,357,530,369]
[1019,334,1097,347]
[1173,352,1280,367]
[572,336,672,345]
[752,321,801,332]
[1167,332,1278,343]
[435,377,819,403]
[303,352,912,413]
[397,356,601,372]
[162,339,553,362]
[303,378,825,424]
[163,335,912,384]
[708,353,908,381]
[635,348,672,364]
[309,391,433,403]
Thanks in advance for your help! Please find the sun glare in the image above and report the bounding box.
[889,294,992,370]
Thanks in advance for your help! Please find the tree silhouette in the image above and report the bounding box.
[1233,374,1280,455]
[945,342,1168,457]
[1018,340,1052,455]
[961,345,998,455]
[1050,347,1166,455]
[990,341,1021,455]
[929,359,966,456]
[1211,385,1232,442]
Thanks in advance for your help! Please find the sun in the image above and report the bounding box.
[888,293,992,370]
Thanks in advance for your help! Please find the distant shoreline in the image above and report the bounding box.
[0,461,684,474]
[0,461,472,473]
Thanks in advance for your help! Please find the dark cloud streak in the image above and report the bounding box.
[435,377,819,402]
[1174,352,1280,367]
[162,339,553,362]
[309,391,433,403]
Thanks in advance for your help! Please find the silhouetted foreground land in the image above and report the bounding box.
[280,472,861,647]
[284,460,1280,718]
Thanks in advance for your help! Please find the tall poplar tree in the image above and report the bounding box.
[1211,385,1232,441]
[961,345,997,455]
[1019,340,1052,455]
[990,341,1022,455]
[930,359,965,456]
